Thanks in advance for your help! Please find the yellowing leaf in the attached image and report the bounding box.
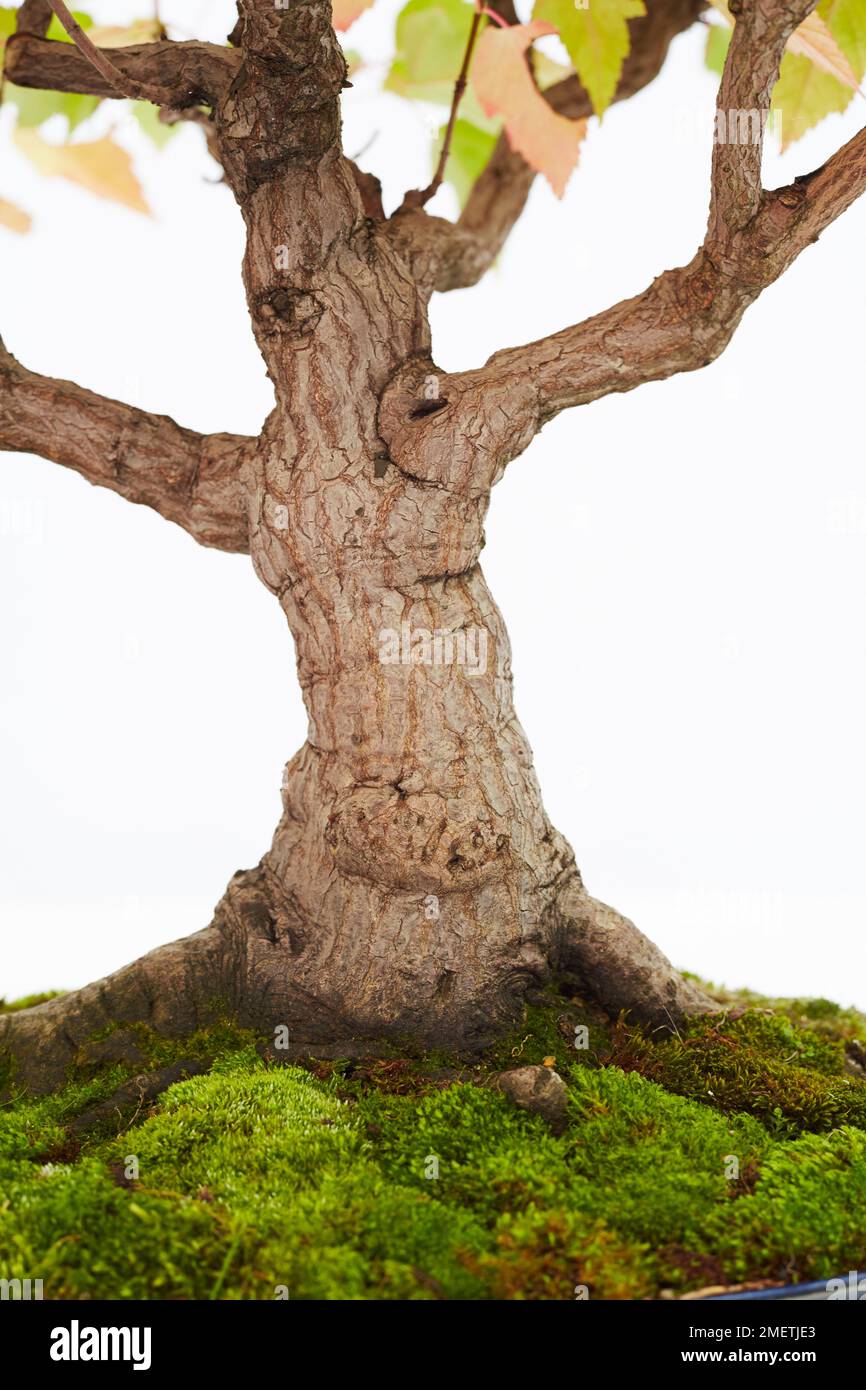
[87,20,163,47]
[332,0,375,31]
[708,0,857,89]
[771,50,853,150]
[14,131,150,215]
[533,0,645,118]
[819,0,866,81]
[472,21,587,197]
[0,197,31,234]
[786,9,858,88]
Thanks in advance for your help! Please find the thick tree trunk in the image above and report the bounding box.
[0,0,726,1095]
[0,179,712,1089]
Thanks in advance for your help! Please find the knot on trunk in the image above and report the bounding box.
[256,287,324,337]
[378,355,538,497]
[324,785,511,893]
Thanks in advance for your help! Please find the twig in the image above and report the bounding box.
[399,3,488,212]
[479,6,509,27]
[45,0,171,104]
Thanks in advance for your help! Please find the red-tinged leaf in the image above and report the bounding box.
[472,21,587,197]
[332,0,374,31]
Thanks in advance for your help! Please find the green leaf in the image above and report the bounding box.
[0,7,92,46]
[1,9,98,132]
[6,85,99,133]
[432,117,498,207]
[818,0,866,80]
[129,100,179,150]
[47,10,94,41]
[0,7,94,42]
[771,50,854,149]
[704,23,731,77]
[397,0,474,83]
[385,56,453,106]
[385,0,475,102]
[532,0,645,118]
[534,49,573,92]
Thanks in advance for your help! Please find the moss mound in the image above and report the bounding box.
[1,981,865,1300]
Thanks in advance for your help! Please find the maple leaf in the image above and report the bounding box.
[472,21,587,198]
[785,9,858,87]
[771,52,853,150]
[332,0,375,31]
[817,0,866,81]
[708,0,858,89]
[15,131,151,216]
[533,0,645,118]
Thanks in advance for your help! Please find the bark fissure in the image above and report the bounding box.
[2,0,865,1092]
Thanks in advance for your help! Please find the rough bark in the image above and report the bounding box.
[3,0,864,1094]
[4,33,238,106]
[0,338,254,552]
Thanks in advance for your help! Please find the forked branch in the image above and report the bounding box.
[4,29,238,107]
[388,0,705,294]
[390,0,866,483]
[43,0,172,104]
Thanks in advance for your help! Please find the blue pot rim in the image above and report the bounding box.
[707,1272,865,1301]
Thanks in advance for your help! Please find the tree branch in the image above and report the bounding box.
[399,3,487,213]
[388,0,705,294]
[3,33,239,107]
[43,0,173,104]
[15,0,52,37]
[0,338,254,553]
[380,0,866,491]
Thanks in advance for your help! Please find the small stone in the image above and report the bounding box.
[493,1064,568,1130]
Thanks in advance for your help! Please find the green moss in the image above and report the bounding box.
[605,1010,866,1137]
[0,981,865,1299]
[0,1049,12,1097]
[711,1126,866,1283]
[0,990,65,1013]
[693,978,866,1041]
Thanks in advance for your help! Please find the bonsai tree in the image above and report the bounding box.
[2,0,864,1092]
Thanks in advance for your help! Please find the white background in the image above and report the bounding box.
[1,0,864,1007]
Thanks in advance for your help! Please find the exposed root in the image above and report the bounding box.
[553,876,720,1028]
[68,1060,213,1136]
[0,870,258,1098]
[2,862,719,1098]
